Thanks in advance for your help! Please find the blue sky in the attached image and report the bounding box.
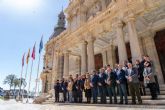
[0,0,69,91]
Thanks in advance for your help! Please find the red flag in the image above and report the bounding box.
[31,43,36,60]
[22,53,25,67]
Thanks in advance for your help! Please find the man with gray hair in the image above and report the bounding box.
[126,63,142,104]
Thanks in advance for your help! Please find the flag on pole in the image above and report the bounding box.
[31,43,36,60]
[39,36,43,54]
[22,53,25,67]
[26,49,30,64]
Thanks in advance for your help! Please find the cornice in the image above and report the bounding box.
[45,0,162,51]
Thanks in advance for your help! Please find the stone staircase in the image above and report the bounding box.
[42,85,165,105]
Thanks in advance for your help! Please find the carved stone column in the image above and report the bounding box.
[143,32,164,84]
[57,52,64,80]
[64,50,70,78]
[107,44,114,68]
[51,50,57,89]
[116,21,128,64]
[79,9,87,25]
[76,56,81,75]
[126,16,142,62]
[47,73,52,92]
[87,36,95,73]
[102,50,107,67]
[54,51,59,80]
[101,0,106,10]
[81,41,87,74]
[40,73,47,93]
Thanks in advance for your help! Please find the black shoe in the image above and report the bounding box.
[131,102,136,105]
[151,97,158,100]
[138,101,142,105]
[119,102,123,104]
[125,102,128,105]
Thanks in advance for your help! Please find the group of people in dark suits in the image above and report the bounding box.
[54,55,158,104]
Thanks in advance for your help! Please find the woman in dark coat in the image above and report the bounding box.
[84,73,92,103]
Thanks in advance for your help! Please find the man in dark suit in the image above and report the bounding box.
[72,78,78,103]
[76,75,84,103]
[98,68,107,104]
[61,78,68,102]
[91,70,99,103]
[106,67,117,104]
[54,80,60,102]
[126,63,142,104]
[136,59,146,96]
[116,64,128,104]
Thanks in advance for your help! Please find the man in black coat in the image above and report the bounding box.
[116,64,128,104]
[98,68,107,104]
[54,80,60,102]
[76,75,84,103]
[136,59,146,96]
[61,78,68,102]
[72,77,78,103]
[106,68,117,104]
[91,70,99,103]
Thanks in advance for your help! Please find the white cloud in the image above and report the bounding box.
[1,0,43,13]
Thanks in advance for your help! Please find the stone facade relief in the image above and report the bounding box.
[87,1,102,20]
[69,56,80,76]
[105,0,112,7]
[70,15,78,31]
[46,47,54,69]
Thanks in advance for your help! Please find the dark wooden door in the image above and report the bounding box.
[95,54,103,71]
[115,43,132,64]
[155,29,165,80]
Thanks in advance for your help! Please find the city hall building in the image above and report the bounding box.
[40,0,165,93]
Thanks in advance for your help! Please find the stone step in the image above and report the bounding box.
[146,91,165,95]
[45,100,54,103]
[42,99,165,105]
[98,99,165,105]
[159,85,165,88]
[42,101,54,104]
[48,97,55,100]
[45,95,165,103]
[98,95,165,100]
[141,100,165,105]
[145,88,165,91]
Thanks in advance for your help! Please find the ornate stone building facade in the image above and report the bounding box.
[41,0,165,93]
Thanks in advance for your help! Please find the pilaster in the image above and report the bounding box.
[87,36,95,73]
[115,20,128,64]
[126,15,142,62]
[81,40,88,74]
[63,50,70,78]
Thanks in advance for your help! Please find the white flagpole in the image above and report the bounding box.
[37,80,40,95]
[22,62,29,102]
[24,62,29,83]
[34,53,41,97]
[26,59,34,103]
[18,65,24,101]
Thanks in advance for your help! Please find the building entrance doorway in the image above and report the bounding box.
[95,54,103,71]
[155,29,165,80]
[115,43,132,64]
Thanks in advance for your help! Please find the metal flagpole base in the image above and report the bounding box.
[26,98,29,103]
[16,95,23,102]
